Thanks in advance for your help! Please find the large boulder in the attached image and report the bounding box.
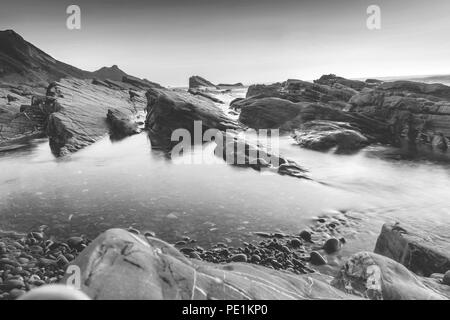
[379,80,450,102]
[374,223,450,276]
[145,88,240,142]
[314,74,367,91]
[45,78,146,156]
[62,228,357,300]
[332,251,450,300]
[292,121,369,153]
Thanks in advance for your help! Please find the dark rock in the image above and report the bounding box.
[217,83,243,87]
[290,239,302,248]
[106,108,141,138]
[189,76,217,89]
[292,120,369,153]
[67,237,84,250]
[309,251,327,265]
[374,222,450,276]
[299,230,312,242]
[230,253,247,263]
[314,74,366,91]
[145,87,239,147]
[323,238,341,254]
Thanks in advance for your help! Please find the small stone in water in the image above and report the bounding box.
[299,230,312,242]
[290,239,302,248]
[127,227,140,235]
[323,238,341,254]
[309,251,327,265]
[144,231,156,237]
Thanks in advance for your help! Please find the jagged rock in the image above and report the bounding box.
[216,132,310,180]
[292,121,369,153]
[45,78,146,156]
[106,109,141,138]
[349,87,450,149]
[189,76,217,89]
[379,80,450,101]
[374,223,450,277]
[238,98,304,129]
[122,75,163,90]
[145,88,239,145]
[332,251,450,300]
[61,228,358,300]
[314,74,367,91]
[187,89,224,104]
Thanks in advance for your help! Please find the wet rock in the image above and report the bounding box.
[290,239,302,248]
[127,227,140,235]
[374,222,450,276]
[323,238,341,254]
[188,89,224,104]
[299,230,312,242]
[310,251,327,265]
[292,121,369,153]
[332,252,450,300]
[9,288,26,299]
[62,228,358,299]
[230,254,247,263]
[1,279,24,290]
[106,108,141,138]
[145,87,240,148]
[45,78,147,156]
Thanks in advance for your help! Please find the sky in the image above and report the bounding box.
[1,0,450,86]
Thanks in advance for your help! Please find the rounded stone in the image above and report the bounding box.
[309,251,327,265]
[290,239,302,248]
[230,254,247,263]
[299,230,312,242]
[323,238,341,254]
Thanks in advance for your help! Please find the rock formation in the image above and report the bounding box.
[374,223,450,276]
[188,76,217,89]
[45,78,146,156]
[292,121,369,153]
[62,228,357,300]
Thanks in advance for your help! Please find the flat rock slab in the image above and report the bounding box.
[374,222,450,276]
[62,229,357,300]
[45,78,146,156]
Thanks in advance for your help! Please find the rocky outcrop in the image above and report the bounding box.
[91,65,128,82]
[374,223,450,277]
[122,75,164,90]
[237,98,304,129]
[189,76,217,89]
[349,84,450,150]
[45,78,146,156]
[332,251,450,300]
[292,121,369,153]
[187,89,224,104]
[238,98,389,139]
[145,87,239,144]
[379,81,450,101]
[314,74,367,91]
[62,228,357,300]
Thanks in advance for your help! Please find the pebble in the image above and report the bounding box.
[250,255,261,263]
[290,239,302,248]
[230,254,247,263]
[2,279,24,290]
[299,230,312,242]
[309,251,327,265]
[127,227,140,235]
[144,231,156,238]
[188,252,201,260]
[323,238,341,254]
[67,237,83,249]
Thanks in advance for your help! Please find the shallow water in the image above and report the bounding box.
[0,129,449,254]
[1,86,450,253]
